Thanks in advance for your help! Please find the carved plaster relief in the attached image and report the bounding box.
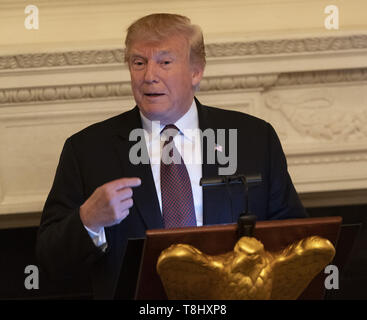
[0,83,132,105]
[1,35,367,70]
[264,89,367,143]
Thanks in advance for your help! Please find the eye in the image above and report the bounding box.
[161,60,172,66]
[131,59,145,70]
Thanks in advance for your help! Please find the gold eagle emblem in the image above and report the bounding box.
[156,236,335,300]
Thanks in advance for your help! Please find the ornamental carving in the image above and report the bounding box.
[1,35,366,70]
[1,69,367,105]
[265,91,367,141]
[276,69,367,86]
[0,83,132,104]
[205,35,367,57]
[0,75,278,105]
[0,50,125,69]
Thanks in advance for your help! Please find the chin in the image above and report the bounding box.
[141,107,171,122]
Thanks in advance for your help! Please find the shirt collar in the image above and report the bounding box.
[139,99,198,141]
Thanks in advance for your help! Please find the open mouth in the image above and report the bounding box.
[144,93,165,97]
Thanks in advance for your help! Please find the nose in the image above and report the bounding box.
[144,61,159,84]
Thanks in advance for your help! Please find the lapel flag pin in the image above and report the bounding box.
[215,144,223,152]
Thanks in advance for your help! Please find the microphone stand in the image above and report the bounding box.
[200,174,261,239]
[237,176,257,238]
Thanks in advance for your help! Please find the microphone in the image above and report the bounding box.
[200,174,262,187]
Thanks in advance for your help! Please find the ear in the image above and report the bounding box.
[191,65,204,88]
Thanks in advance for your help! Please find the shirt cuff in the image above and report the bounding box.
[84,225,108,251]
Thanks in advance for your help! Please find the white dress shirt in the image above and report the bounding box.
[140,99,203,226]
[85,99,203,247]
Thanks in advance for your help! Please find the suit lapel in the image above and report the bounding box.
[114,107,163,230]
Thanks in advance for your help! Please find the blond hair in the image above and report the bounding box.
[124,13,206,70]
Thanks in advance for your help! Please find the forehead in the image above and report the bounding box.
[129,35,190,58]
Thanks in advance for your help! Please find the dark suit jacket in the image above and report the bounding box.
[36,97,306,299]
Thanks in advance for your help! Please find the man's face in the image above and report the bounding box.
[128,35,203,125]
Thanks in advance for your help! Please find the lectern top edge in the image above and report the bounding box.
[145,216,343,237]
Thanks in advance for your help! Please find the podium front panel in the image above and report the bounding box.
[135,216,342,300]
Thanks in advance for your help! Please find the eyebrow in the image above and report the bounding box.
[130,54,146,60]
[157,50,172,56]
[130,50,175,60]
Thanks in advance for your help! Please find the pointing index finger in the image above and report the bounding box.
[114,177,141,191]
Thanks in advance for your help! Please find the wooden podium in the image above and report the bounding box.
[115,216,344,300]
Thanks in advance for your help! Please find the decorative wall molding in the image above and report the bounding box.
[0,49,125,70]
[2,68,367,106]
[276,68,367,87]
[0,83,132,105]
[287,151,367,166]
[200,74,278,91]
[0,75,280,106]
[1,35,367,70]
[205,35,367,57]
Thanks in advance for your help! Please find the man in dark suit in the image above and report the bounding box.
[36,13,306,299]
